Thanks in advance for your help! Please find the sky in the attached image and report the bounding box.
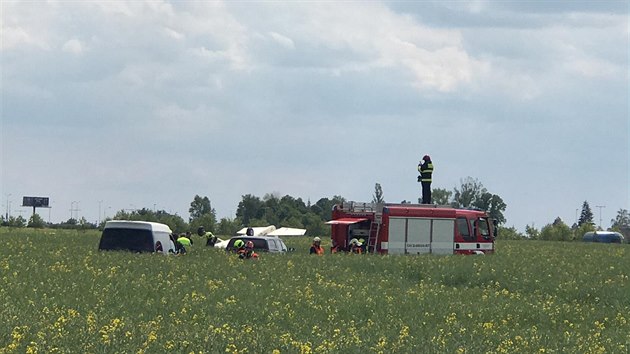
[1,1,628,232]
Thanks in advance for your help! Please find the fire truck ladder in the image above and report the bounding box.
[367,212,382,254]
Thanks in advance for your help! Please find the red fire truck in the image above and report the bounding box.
[326,202,497,255]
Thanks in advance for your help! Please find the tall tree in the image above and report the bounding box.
[372,183,385,204]
[188,195,217,232]
[430,188,452,206]
[189,195,214,221]
[525,224,540,240]
[610,208,630,231]
[236,194,264,225]
[311,196,345,221]
[27,213,46,228]
[451,177,486,209]
[577,201,594,227]
[540,218,572,241]
[451,177,507,225]
[474,192,507,225]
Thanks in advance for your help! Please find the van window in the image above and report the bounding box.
[99,228,153,252]
[230,238,269,250]
[252,239,268,250]
[456,217,472,241]
[268,239,278,251]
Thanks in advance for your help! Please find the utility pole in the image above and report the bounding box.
[98,200,103,225]
[4,193,11,220]
[595,205,606,229]
[70,201,80,221]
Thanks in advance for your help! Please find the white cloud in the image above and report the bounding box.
[2,1,627,231]
[565,57,620,79]
[269,32,295,49]
[61,39,84,54]
[1,26,51,50]
[163,27,184,40]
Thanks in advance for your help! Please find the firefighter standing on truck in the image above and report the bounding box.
[418,154,434,204]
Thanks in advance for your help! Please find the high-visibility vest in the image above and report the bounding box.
[311,245,324,255]
[177,237,191,246]
[418,161,434,182]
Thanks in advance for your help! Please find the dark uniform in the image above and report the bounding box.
[197,226,218,247]
[418,155,434,204]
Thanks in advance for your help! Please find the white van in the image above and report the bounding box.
[99,220,176,254]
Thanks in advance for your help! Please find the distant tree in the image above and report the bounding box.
[578,201,594,227]
[216,217,243,236]
[14,216,26,228]
[311,196,345,221]
[302,213,326,236]
[262,193,281,225]
[284,216,305,229]
[451,177,507,225]
[610,209,630,231]
[525,224,540,240]
[77,217,97,230]
[113,208,186,233]
[236,194,264,225]
[497,226,524,240]
[540,217,572,241]
[27,213,46,228]
[452,177,485,209]
[188,195,217,232]
[474,192,507,225]
[189,195,214,220]
[372,183,385,204]
[431,188,452,206]
[574,222,596,241]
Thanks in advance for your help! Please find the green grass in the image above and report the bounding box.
[1,227,629,353]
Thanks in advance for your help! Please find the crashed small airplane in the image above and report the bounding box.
[214,225,307,249]
[236,225,307,237]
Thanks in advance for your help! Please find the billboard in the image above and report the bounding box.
[23,196,50,208]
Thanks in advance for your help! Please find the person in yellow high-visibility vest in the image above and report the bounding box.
[176,234,192,254]
[418,155,434,204]
[197,226,217,247]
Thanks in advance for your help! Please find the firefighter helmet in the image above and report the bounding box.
[234,239,245,248]
[245,241,254,249]
[313,237,321,243]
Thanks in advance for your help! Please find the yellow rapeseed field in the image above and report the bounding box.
[0,227,629,353]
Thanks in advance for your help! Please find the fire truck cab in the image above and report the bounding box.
[327,202,496,255]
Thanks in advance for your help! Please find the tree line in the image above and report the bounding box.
[498,200,630,241]
[4,176,628,241]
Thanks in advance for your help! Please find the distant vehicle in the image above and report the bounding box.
[224,235,289,253]
[582,231,624,244]
[98,220,175,254]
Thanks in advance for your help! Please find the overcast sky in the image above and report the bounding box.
[1,1,628,232]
